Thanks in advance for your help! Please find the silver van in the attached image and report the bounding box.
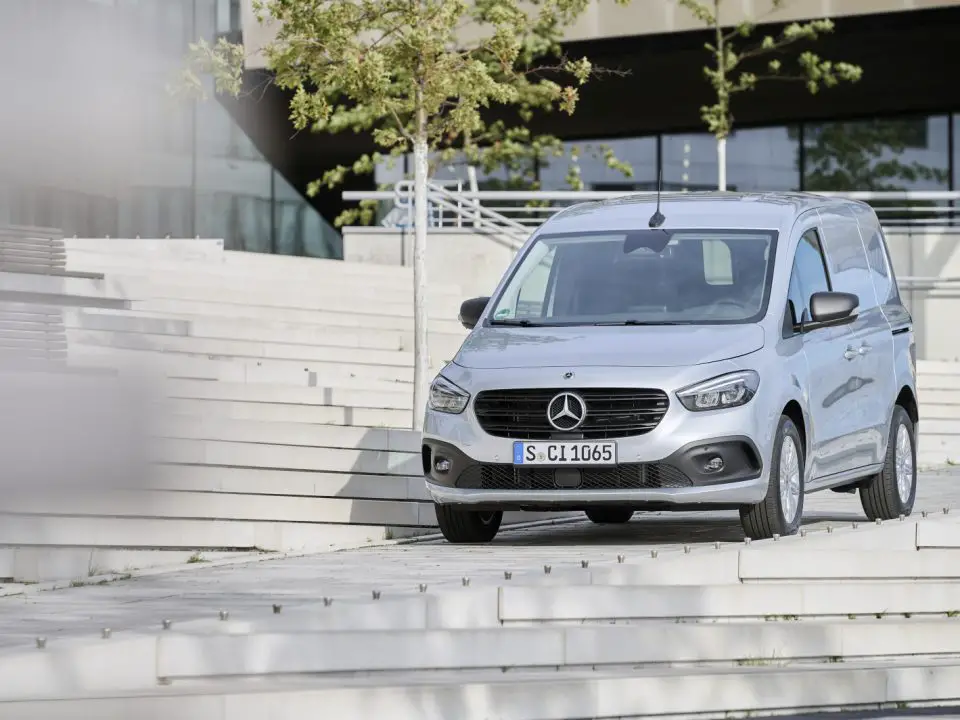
[422,193,918,543]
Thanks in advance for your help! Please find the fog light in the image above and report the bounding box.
[703,455,724,473]
[434,458,451,473]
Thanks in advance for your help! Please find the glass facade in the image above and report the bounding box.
[0,0,341,258]
[537,115,954,194]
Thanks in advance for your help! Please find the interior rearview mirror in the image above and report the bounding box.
[809,291,859,325]
[459,296,490,330]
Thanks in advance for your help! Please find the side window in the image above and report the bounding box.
[819,211,878,310]
[703,239,733,285]
[514,248,556,318]
[864,224,901,305]
[786,229,831,326]
[493,244,556,320]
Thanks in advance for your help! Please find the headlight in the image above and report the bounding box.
[676,371,759,412]
[428,375,470,414]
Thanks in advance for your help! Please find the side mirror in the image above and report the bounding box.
[458,296,490,330]
[809,291,859,325]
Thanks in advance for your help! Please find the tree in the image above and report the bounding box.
[180,0,628,430]
[801,120,948,191]
[677,0,862,191]
[799,119,949,224]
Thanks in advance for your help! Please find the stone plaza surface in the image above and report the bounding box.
[0,467,956,650]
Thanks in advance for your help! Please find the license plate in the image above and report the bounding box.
[513,441,617,466]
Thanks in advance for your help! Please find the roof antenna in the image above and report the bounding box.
[648,170,665,228]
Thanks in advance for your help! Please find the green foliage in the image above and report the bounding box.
[799,119,947,191]
[678,0,862,140]
[181,0,634,225]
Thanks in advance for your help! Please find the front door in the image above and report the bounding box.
[786,225,862,481]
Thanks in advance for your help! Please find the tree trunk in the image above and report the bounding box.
[411,106,430,431]
[717,136,727,191]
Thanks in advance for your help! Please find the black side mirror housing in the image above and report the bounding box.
[809,291,859,325]
[459,296,490,330]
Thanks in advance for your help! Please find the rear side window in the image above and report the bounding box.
[863,225,902,306]
[786,228,830,325]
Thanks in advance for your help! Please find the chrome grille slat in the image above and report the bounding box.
[473,387,669,440]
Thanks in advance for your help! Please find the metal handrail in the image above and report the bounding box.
[343,186,960,234]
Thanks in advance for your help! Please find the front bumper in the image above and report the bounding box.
[422,435,767,511]
[425,480,766,510]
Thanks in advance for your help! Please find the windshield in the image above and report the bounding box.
[488,228,777,326]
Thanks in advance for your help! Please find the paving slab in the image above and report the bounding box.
[0,468,956,650]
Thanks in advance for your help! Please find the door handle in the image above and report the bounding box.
[843,346,858,361]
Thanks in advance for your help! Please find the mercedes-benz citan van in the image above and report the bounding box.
[422,192,918,542]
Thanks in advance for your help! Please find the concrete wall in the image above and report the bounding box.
[885,228,960,361]
[342,227,522,302]
[242,0,960,70]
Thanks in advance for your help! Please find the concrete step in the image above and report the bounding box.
[153,619,960,677]
[155,437,420,476]
[162,378,412,411]
[164,398,411,428]
[66,241,464,286]
[2,489,438,528]
[918,388,960,406]
[65,238,225,260]
[98,275,464,315]
[82,265,466,301]
[68,307,467,355]
[132,298,466,334]
[155,415,419,452]
[5,660,960,718]
[68,344,423,387]
[0,271,127,309]
[152,464,430,502]
[103,280,464,320]
[0,514,410,552]
[69,345,415,384]
[66,328,414,368]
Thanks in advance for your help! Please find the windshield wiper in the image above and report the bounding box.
[592,320,686,326]
[489,318,544,326]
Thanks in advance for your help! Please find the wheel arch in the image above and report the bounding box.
[896,385,919,427]
[781,399,808,461]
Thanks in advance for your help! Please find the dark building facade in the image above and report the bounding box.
[3,1,960,259]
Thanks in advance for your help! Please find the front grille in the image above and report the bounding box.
[458,463,693,491]
[473,388,669,440]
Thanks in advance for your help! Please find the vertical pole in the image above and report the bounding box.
[411,104,430,431]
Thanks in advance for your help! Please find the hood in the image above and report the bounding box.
[454,323,765,370]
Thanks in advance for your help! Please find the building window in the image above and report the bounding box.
[538,137,655,191]
[662,127,800,192]
[803,116,949,191]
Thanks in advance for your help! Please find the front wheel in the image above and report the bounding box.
[584,508,634,524]
[859,405,916,520]
[740,415,805,540]
[435,504,502,544]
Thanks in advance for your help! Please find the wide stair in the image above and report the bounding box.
[0,236,570,584]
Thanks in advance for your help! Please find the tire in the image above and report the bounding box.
[740,415,805,540]
[584,508,634,524]
[859,405,916,521]
[435,504,502,544]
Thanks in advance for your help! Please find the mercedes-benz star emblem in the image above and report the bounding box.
[547,392,587,432]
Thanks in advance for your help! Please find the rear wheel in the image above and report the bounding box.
[859,405,916,520]
[584,508,634,524]
[435,504,502,544]
[740,415,805,540]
